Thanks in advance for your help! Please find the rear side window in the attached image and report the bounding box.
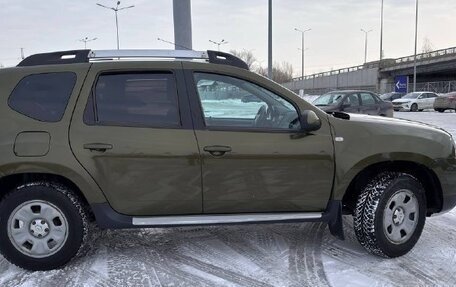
[8,72,76,122]
[360,93,376,105]
[85,72,180,128]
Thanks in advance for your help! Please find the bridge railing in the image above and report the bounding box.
[391,47,456,66]
[290,46,456,83]
[291,62,378,82]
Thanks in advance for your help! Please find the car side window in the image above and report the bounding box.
[360,93,376,105]
[343,94,360,106]
[8,72,77,122]
[84,72,180,128]
[193,73,301,131]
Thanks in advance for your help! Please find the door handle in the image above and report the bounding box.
[83,143,113,152]
[203,145,232,157]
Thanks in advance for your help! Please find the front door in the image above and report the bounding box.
[185,70,334,214]
[69,62,202,216]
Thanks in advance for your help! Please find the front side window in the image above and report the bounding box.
[194,73,300,130]
[85,72,180,128]
[9,72,76,122]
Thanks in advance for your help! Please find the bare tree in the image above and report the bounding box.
[230,50,294,83]
[421,37,434,53]
[229,49,259,70]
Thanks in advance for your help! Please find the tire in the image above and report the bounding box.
[354,172,426,258]
[0,182,89,271]
[436,109,445,113]
[410,104,418,112]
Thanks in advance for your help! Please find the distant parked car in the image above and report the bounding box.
[313,90,393,117]
[380,92,405,102]
[392,91,439,112]
[434,92,456,112]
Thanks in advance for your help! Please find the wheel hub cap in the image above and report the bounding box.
[392,207,405,225]
[30,219,50,238]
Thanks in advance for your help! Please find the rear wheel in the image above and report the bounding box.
[410,104,418,112]
[0,182,89,271]
[354,172,426,257]
[435,109,445,113]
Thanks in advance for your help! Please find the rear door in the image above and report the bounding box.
[359,92,380,115]
[184,65,334,214]
[69,62,202,216]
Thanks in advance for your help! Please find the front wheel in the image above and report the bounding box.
[410,104,418,112]
[0,182,90,270]
[354,172,426,257]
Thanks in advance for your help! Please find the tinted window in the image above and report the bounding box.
[194,73,300,130]
[86,73,180,128]
[427,93,438,98]
[8,72,76,122]
[360,93,376,105]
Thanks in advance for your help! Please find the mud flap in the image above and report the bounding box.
[323,200,345,240]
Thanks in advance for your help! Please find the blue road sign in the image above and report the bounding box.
[395,75,408,93]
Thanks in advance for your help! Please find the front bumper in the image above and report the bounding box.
[393,104,411,111]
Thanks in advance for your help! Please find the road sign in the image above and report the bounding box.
[395,75,408,93]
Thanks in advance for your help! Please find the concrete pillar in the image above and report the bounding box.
[173,0,192,50]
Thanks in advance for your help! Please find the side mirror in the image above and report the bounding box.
[300,110,322,132]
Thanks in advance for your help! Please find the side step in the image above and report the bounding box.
[132,212,323,226]
[91,200,344,240]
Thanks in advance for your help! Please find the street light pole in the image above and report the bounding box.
[361,29,373,63]
[294,28,311,79]
[96,1,135,49]
[413,0,419,92]
[209,39,228,51]
[268,0,273,79]
[379,0,384,61]
[79,37,98,49]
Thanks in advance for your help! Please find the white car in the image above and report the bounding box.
[392,91,439,112]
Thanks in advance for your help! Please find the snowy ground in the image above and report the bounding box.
[1,111,455,287]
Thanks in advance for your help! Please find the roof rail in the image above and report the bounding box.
[17,50,91,67]
[17,49,249,70]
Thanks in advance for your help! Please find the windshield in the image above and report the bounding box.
[380,93,392,100]
[313,93,345,106]
[402,92,421,99]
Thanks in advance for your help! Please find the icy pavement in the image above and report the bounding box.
[0,111,455,287]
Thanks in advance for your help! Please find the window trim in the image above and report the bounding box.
[191,71,303,133]
[8,72,77,123]
[84,70,183,129]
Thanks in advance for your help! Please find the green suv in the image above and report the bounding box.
[0,50,455,271]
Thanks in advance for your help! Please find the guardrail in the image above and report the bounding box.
[392,47,456,65]
[291,46,456,82]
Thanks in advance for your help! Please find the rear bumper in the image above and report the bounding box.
[434,101,456,110]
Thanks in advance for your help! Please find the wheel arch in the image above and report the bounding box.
[0,163,107,208]
[341,160,443,216]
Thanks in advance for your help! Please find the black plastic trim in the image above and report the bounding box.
[91,200,345,240]
[207,50,249,70]
[17,50,91,67]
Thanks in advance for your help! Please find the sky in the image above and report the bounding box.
[0,0,455,76]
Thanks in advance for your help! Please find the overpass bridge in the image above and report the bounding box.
[283,46,456,95]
